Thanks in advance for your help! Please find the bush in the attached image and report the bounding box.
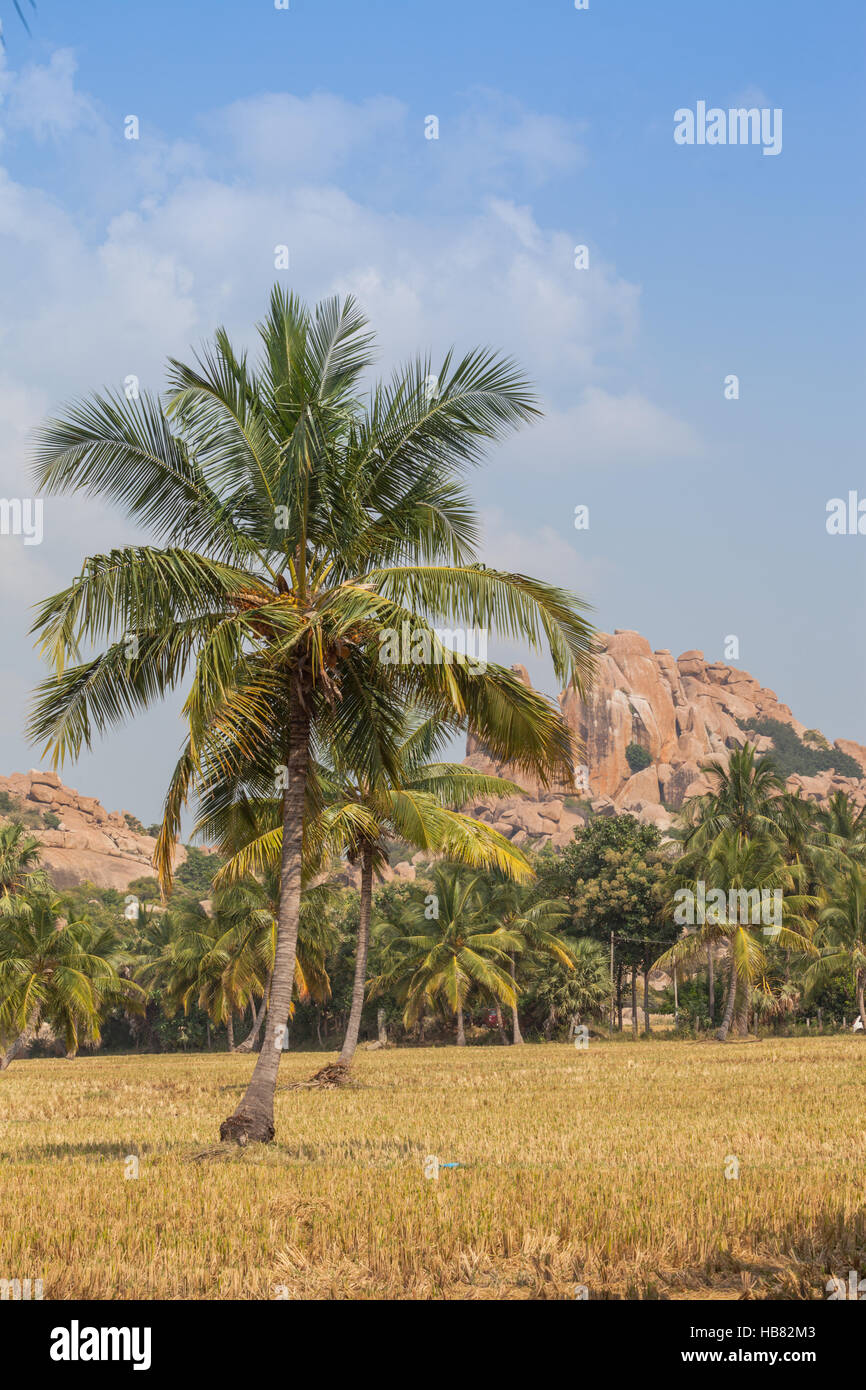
[42,811,61,830]
[625,743,652,774]
[174,846,223,898]
[738,717,863,781]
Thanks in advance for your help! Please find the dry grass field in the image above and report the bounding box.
[1,1038,863,1300]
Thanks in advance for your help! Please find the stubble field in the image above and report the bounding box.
[1,1038,863,1300]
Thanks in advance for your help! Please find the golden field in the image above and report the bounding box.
[1,1038,863,1300]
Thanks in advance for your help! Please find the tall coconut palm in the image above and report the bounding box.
[657,830,817,1041]
[29,289,594,1140]
[215,711,533,1071]
[375,863,521,1044]
[0,895,144,1068]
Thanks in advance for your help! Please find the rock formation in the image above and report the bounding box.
[463,632,866,846]
[0,770,185,890]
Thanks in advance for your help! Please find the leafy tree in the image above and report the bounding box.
[539,814,673,1033]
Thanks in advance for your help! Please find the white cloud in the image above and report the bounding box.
[494,387,702,475]
[0,49,98,141]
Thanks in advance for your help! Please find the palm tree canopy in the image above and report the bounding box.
[29,289,596,893]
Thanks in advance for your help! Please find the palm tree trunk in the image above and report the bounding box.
[643,948,651,1036]
[510,954,523,1044]
[226,1012,235,1052]
[857,969,866,1032]
[716,956,738,1041]
[236,987,269,1052]
[495,1001,508,1045]
[220,684,310,1143]
[339,846,374,1066]
[734,982,750,1036]
[0,1009,40,1070]
[631,967,638,1039]
[456,1001,466,1046]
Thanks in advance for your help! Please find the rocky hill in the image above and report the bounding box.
[5,630,864,889]
[0,769,185,891]
[463,630,866,848]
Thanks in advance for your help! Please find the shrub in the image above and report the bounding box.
[738,717,863,781]
[42,811,61,830]
[625,743,652,774]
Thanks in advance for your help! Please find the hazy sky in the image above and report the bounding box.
[0,0,863,824]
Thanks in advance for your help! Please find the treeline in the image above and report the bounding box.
[3,743,864,1065]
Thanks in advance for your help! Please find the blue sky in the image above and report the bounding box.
[0,0,863,823]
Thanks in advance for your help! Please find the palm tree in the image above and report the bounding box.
[815,791,866,866]
[0,895,144,1068]
[210,874,339,1051]
[216,712,533,1071]
[530,936,610,1039]
[657,830,817,1041]
[0,823,49,897]
[29,289,594,1141]
[677,744,785,852]
[479,878,574,1043]
[375,864,521,1044]
[1,1,35,43]
[803,863,866,1031]
[138,881,337,1050]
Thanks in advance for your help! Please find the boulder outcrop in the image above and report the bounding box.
[463,636,866,844]
[0,771,185,890]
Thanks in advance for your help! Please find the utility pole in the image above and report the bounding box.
[610,931,615,1032]
[673,963,679,1028]
[708,944,715,1023]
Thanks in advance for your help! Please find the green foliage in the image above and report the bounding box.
[625,742,652,774]
[126,876,161,902]
[42,811,61,830]
[174,847,222,898]
[739,717,863,781]
[803,729,830,751]
[123,813,146,835]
